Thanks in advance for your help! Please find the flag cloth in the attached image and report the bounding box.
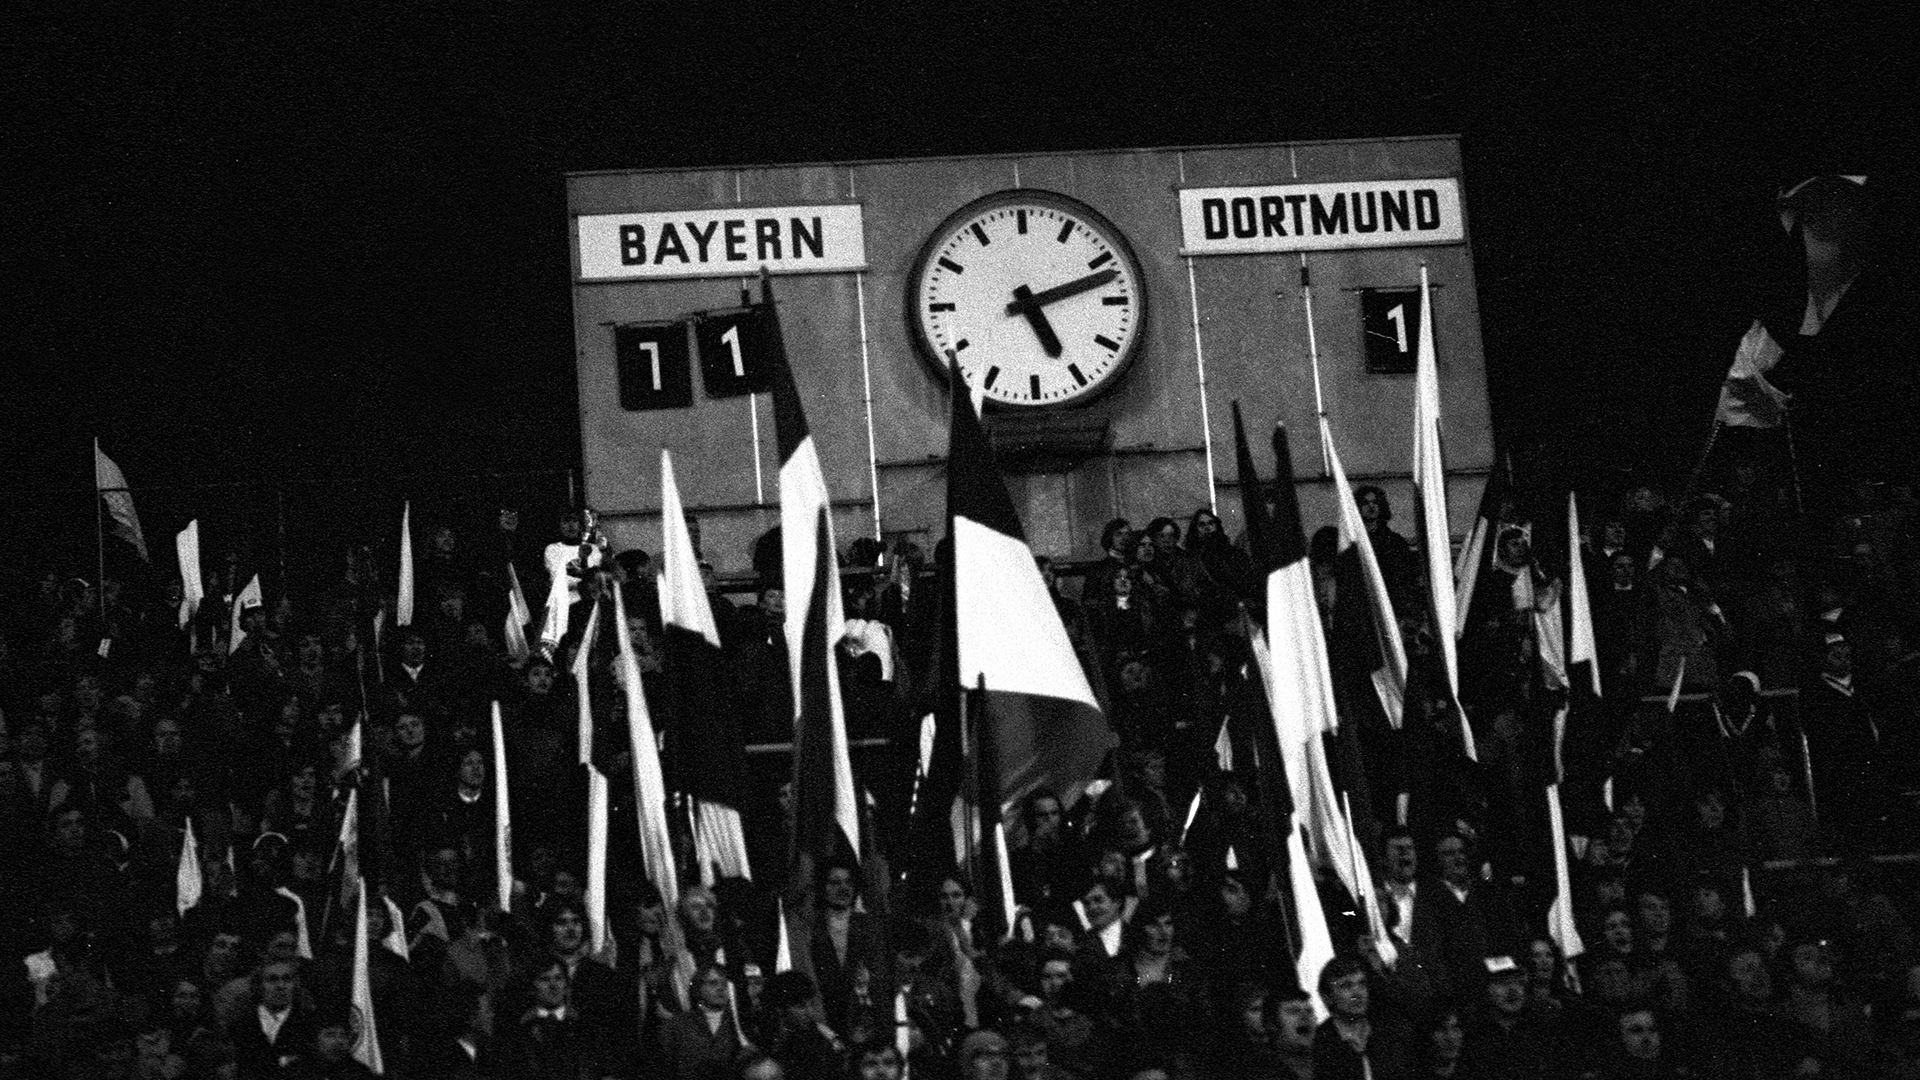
[1454,453,1515,638]
[229,575,262,655]
[585,767,610,955]
[1341,792,1397,969]
[613,582,680,911]
[335,788,360,915]
[767,272,860,885]
[380,895,409,960]
[351,877,385,1075]
[1322,416,1409,728]
[947,356,1109,808]
[395,502,414,627]
[571,601,603,765]
[1715,319,1789,429]
[176,818,203,916]
[490,702,512,911]
[1410,269,1474,760]
[504,563,532,663]
[1232,401,1281,578]
[274,886,312,959]
[1567,493,1602,698]
[94,441,149,561]
[1263,425,1365,902]
[177,521,203,629]
[660,449,752,883]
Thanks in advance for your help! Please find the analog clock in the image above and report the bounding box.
[908,189,1147,408]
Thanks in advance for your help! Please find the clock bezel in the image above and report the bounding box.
[905,188,1149,411]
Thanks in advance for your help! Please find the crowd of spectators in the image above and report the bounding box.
[2,454,1917,1080]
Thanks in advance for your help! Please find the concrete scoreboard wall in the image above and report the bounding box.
[568,136,1491,573]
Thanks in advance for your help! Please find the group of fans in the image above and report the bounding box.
[2,443,1918,1080]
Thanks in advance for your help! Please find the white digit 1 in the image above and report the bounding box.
[640,341,661,390]
[721,324,745,377]
[1386,303,1408,353]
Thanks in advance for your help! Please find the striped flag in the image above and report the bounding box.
[1566,493,1602,698]
[395,502,414,627]
[660,449,752,883]
[1259,423,1351,1014]
[767,274,860,888]
[1322,417,1409,728]
[1410,267,1474,760]
[93,441,149,561]
[947,356,1109,812]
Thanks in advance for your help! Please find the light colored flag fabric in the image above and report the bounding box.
[775,897,794,973]
[1544,779,1584,969]
[229,575,262,655]
[1342,792,1397,969]
[177,521,203,629]
[94,441,149,561]
[1715,320,1789,429]
[504,564,532,663]
[1322,417,1408,728]
[380,895,409,960]
[395,502,414,627]
[613,583,679,911]
[1567,493,1602,697]
[571,601,602,765]
[176,818,203,916]
[351,878,385,1075]
[335,788,360,915]
[275,886,312,959]
[660,449,752,882]
[586,766,610,955]
[1411,268,1473,760]
[491,702,513,912]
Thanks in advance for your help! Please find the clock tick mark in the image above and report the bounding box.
[929,303,955,312]
[970,223,990,246]
[1102,296,1128,305]
[1094,335,1120,352]
[983,366,1000,389]
[1056,221,1075,243]
[1016,210,1028,234]
[1030,374,1042,400]
[1086,252,1113,270]
[1068,364,1088,387]
[938,257,964,274]
[955,339,970,351]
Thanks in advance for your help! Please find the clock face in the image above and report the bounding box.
[909,190,1147,408]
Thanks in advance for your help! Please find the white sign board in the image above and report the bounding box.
[576,203,867,281]
[1178,177,1463,255]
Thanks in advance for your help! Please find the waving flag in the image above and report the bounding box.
[490,703,512,911]
[351,878,386,1075]
[395,502,414,627]
[1411,266,1473,760]
[613,581,680,911]
[229,575,263,655]
[94,441,149,561]
[1322,416,1408,728]
[176,817,204,917]
[1567,492,1602,698]
[946,362,1106,934]
[177,521,204,629]
[661,449,753,882]
[504,564,533,663]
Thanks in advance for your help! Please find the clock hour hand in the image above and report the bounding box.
[1010,284,1064,358]
[1004,268,1119,315]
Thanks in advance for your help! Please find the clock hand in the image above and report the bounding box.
[1010,284,1064,358]
[1004,268,1119,315]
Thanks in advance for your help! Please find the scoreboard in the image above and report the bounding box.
[568,137,1492,572]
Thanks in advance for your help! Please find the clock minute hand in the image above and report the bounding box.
[1009,285,1064,358]
[1004,268,1119,315]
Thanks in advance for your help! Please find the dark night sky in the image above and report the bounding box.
[5,3,1909,561]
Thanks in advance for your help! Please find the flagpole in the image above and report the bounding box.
[1296,260,1330,476]
[93,438,108,630]
[749,395,767,505]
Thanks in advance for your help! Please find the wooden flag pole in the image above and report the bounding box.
[1296,260,1331,477]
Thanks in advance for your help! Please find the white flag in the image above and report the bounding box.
[395,502,414,627]
[177,521,203,629]
[351,878,385,1075]
[176,818,203,917]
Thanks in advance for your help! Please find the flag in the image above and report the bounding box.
[586,767,611,956]
[767,272,859,885]
[93,441,149,561]
[380,894,409,960]
[1230,404,1299,889]
[1341,792,1397,969]
[947,355,1109,807]
[335,788,360,915]
[613,581,679,911]
[1232,401,1280,577]
[571,601,603,765]
[490,702,512,911]
[504,563,532,663]
[1454,453,1516,637]
[1715,319,1790,429]
[351,877,385,1075]
[1260,423,1356,1010]
[274,886,313,959]
[1410,270,1474,760]
[176,818,203,916]
[660,450,753,883]
[1322,416,1409,728]
[177,521,203,629]
[1566,493,1602,698]
[395,502,414,627]
[229,575,262,655]
[1544,700,1585,976]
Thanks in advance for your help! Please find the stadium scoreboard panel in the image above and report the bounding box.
[568,137,1491,571]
